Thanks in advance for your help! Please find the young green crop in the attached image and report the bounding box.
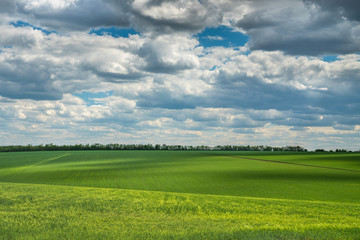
[1,182,360,240]
[1,151,359,203]
[0,151,359,239]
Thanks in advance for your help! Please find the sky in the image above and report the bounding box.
[0,0,359,150]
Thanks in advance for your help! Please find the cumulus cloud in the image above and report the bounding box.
[16,0,132,31]
[2,0,221,33]
[0,58,62,100]
[131,0,222,34]
[138,34,200,73]
[0,23,205,100]
[208,51,360,114]
[304,0,360,22]
[236,0,360,55]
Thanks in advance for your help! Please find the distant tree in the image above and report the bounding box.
[335,149,348,152]
[0,144,308,153]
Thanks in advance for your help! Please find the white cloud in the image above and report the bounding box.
[235,0,360,55]
[131,0,222,34]
[20,0,78,10]
[206,36,223,40]
[138,34,200,73]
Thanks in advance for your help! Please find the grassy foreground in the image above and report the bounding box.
[1,182,360,240]
[1,151,360,239]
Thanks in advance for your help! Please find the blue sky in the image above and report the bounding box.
[10,20,57,35]
[0,0,360,150]
[196,25,249,48]
[73,91,113,106]
[89,27,139,38]
[321,55,339,63]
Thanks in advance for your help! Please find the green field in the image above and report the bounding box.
[1,151,360,239]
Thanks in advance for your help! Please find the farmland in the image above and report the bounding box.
[1,151,360,239]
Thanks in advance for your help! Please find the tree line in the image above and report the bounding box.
[0,143,308,152]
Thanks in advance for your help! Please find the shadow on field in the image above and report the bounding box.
[216,170,360,181]
[210,154,360,173]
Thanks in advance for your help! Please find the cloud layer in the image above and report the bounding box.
[0,0,359,150]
